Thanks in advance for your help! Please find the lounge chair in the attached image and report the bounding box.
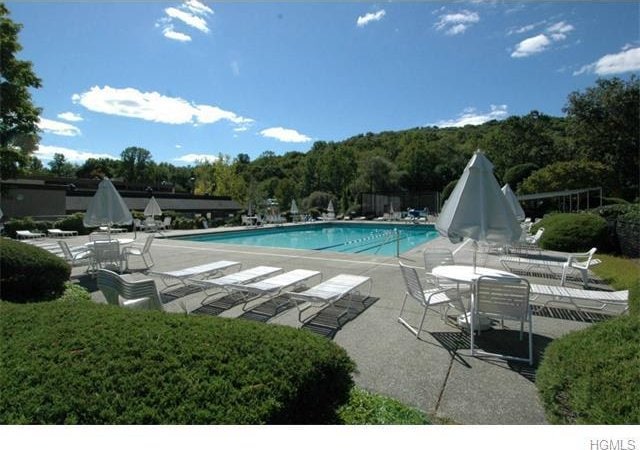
[398,262,467,339]
[122,234,155,271]
[98,226,127,233]
[150,260,242,292]
[97,269,163,310]
[500,247,600,288]
[193,266,283,305]
[228,269,321,311]
[529,283,629,315]
[509,227,545,254]
[16,230,45,239]
[472,276,533,365]
[47,228,78,238]
[290,274,372,326]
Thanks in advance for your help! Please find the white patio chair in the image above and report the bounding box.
[193,265,283,305]
[398,262,467,339]
[48,228,78,238]
[150,260,242,292]
[97,269,163,310]
[471,276,533,365]
[93,240,125,274]
[58,240,93,269]
[561,247,598,288]
[122,234,155,271]
[424,248,470,297]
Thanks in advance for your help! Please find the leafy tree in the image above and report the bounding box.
[75,157,118,179]
[504,163,539,191]
[564,76,639,198]
[193,159,216,195]
[48,153,77,177]
[519,160,614,195]
[118,146,153,183]
[0,4,42,180]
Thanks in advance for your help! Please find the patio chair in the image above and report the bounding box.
[290,274,372,326]
[227,269,322,311]
[89,231,112,242]
[510,227,544,254]
[16,230,45,239]
[398,262,467,339]
[143,217,158,232]
[424,248,470,297]
[133,218,145,232]
[150,260,242,292]
[97,269,163,310]
[562,247,598,288]
[471,276,533,365]
[529,283,629,316]
[93,240,125,274]
[47,228,78,238]
[58,240,93,269]
[193,265,283,305]
[122,234,155,271]
[98,226,126,233]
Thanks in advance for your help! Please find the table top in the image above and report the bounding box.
[432,265,520,284]
[85,238,135,247]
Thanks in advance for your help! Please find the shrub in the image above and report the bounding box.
[533,213,609,252]
[536,315,640,424]
[0,296,355,424]
[55,212,88,235]
[503,163,538,191]
[0,238,70,302]
[3,217,38,239]
[338,387,429,425]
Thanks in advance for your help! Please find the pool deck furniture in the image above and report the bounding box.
[529,283,629,315]
[290,274,372,326]
[97,269,164,310]
[193,265,284,305]
[150,260,242,292]
[47,228,78,238]
[16,230,45,239]
[98,226,127,233]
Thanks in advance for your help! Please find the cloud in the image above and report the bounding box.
[158,1,213,42]
[511,21,574,58]
[574,46,640,76]
[35,144,116,163]
[432,105,508,128]
[173,153,219,164]
[435,10,479,35]
[357,10,386,27]
[38,118,82,137]
[72,85,253,127]
[260,127,311,143]
[57,112,83,122]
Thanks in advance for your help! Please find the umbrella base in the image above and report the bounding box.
[457,312,492,331]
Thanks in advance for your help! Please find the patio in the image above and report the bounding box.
[62,226,603,425]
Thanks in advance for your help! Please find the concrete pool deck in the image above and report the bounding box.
[64,223,599,424]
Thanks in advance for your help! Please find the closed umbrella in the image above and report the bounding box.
[436,150,521,270]
[144,196,163,220]
[290,199,299,215]
[83,178,133,238]
[501,184,525,222]
[327,200,334,213]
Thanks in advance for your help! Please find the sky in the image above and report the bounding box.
[8,1,640,167]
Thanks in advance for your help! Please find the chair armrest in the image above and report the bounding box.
[121,297,151,309]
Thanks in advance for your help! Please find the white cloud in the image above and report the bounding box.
[547,21,574,36]
[260,127,311,143]
[72,85,253,127]
[35,144,116,163]
[173,153,219,164]
[184,0,213,16]
[38,118,82,137]
[435,10,479,35]
[574,46,640,76]
[158,1,213,41]
[162,25,192,42]
[511,34,551,58]
[57,112,83,122]
[357,10,386,27]
[165,7,209,33]
[432,105,508,128]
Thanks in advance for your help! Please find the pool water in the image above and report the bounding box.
[175,222,439,256]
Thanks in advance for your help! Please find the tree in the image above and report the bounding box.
[0,4,42,180]
[564,76,639,199]
[519,160,614,195]
[48,153,76,177]
[76,157,118,179]
[118,146,153,183]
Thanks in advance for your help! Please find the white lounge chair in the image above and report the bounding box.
[97,269,163,310]
[47,228,78,238]
[228,269,321,311]
[98,226,127,233]
[500,247,600,288]
[398,262,467,339]
[529,284,629,315]
[193,266,283,305]
[122,234,155,271]
[290,274,372,326]
[471,275,533,365]
[150,260,242,292]
[16,230,45,239]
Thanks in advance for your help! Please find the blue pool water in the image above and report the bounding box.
[174,222,439,256]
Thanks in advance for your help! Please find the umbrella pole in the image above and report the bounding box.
[472,240,478,273]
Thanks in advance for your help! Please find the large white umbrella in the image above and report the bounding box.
[83,178,133,237]
[436,150,521,270]
[327,200,334,213]
[144,196,163,219]
[290,199,299,215]
[501,184,526,222]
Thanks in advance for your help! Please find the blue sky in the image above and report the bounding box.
[8,1,640,166]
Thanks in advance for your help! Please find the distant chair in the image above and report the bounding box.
[122,234,155,271]
[16,230,45,239]
[97,269,163,310]
[93,241,125,274]
[562,247,598,288]
[143,217,157,232]
[162,216,172,230]
[58,241,93,269]
[47,228,78,238]
[133,218,145,231]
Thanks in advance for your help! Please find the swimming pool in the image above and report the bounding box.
[174,222,439,256]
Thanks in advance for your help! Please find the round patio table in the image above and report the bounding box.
[85,238,135,248]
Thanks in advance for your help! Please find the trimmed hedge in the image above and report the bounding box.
[0,238,70,303]
[536,315,640,424]
[0,290,355,424]
[533,213,609,253]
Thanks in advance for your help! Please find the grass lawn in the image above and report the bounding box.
[591,254,640,314]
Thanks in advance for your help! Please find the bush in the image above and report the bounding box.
[338,387,429,425]
[533,213,609,252]
[503,163,538,191]
[0,238,70,302]
[591,254,640,316]
[536,315,640,424]
[3,217,38,239]
[55,212,88,235]
[0,296,355,424]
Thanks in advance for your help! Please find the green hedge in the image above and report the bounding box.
[536,314,640,424]
[0,291,355,424]
[0,238,70,303]
[533,213,609,253]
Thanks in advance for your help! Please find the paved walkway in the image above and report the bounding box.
[62,224,598,424]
